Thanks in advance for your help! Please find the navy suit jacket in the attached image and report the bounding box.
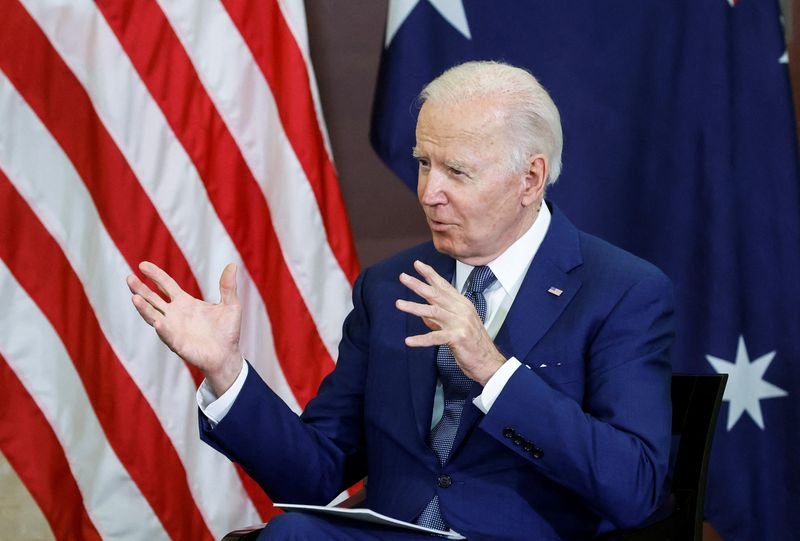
[201,203,675,540]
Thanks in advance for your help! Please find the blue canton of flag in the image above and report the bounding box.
[371,1,800,539]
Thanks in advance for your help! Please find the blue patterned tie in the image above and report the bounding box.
[415,265,497,531]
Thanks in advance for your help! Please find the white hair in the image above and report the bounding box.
[418,61,563,185]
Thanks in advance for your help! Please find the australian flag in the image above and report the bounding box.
[371,1,800,539]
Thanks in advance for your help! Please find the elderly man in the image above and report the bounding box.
[128,61,673,540]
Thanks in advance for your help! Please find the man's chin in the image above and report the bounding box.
[430,234,459,258]
[431,234,495,265]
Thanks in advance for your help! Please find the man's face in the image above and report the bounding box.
[414,97,544,265]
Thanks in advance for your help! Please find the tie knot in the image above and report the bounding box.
[467,265,496,294]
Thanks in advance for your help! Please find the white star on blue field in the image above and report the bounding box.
[707,335,788,431]
[385,0,471,47]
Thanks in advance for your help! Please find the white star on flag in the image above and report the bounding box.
[706,335,788,431]
[385,0,471,47]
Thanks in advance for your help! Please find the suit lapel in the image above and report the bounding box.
[450,203,585,457]
[405,247,455,444]
[492,259,581,363]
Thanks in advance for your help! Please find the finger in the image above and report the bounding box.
[413,260,453,289]
[411,261,462,303]
[219,263,238,305]
[400,270,465,314]
[399,272,437,300]
[138,261,182,300]
[395,300,443,331]
[127,274,168,314]
[131,294,165,328]
[404,330,449,348]
[126,273,143,295]
[395,298,437,319]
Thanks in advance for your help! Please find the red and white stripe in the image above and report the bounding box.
[0,0,358,538]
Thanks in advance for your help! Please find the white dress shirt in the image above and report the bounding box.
[199,204,552,427]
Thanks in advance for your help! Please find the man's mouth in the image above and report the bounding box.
[427,218,453,231]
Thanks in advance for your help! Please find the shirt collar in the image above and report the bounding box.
[455,202,551,298]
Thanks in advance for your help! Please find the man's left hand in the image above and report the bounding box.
[396,260,506,386]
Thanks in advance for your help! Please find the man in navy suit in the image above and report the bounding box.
[128,61,674,540]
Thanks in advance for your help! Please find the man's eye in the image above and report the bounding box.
[448,167,464,176]
[417,158,430,168]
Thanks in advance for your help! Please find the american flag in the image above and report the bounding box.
[0,0,358,539]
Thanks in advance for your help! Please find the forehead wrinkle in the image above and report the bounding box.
[443,157,468,168]
[418,138,478,172]
[416,99,513,172]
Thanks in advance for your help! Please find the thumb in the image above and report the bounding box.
[219,263,238,305]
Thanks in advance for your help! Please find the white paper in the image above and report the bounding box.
[274,502,466,539]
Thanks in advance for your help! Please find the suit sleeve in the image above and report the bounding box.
[478,271,674,529]
[198,271,372,505]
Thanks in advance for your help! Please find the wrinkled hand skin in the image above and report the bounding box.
[127,261,243,396]
[395,259,506,386]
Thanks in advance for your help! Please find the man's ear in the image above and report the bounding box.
[521,154,547,207]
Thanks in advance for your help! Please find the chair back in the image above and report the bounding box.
[604,373,728,541]
[669,373,728,540]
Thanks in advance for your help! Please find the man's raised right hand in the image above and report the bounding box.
[127,261,244,397]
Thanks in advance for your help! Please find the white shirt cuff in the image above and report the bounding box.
[196,360,249,427]
[472,357,522,413]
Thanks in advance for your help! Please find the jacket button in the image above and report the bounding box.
[437,474,453,488]
[513,436,524,446]
[502,428,516,439]
[523,442,534,452]
[531,447,544,459]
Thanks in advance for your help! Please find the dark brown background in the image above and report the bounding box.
[305,0,800,269]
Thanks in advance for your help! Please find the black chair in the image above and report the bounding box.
[600,373,728,541]
[222,374,727,541]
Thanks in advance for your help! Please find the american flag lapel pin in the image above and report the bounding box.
[547,286,563,297]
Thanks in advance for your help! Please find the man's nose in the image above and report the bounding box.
[419,170,448,206]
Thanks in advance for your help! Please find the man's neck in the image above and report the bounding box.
[455,202,551,298]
